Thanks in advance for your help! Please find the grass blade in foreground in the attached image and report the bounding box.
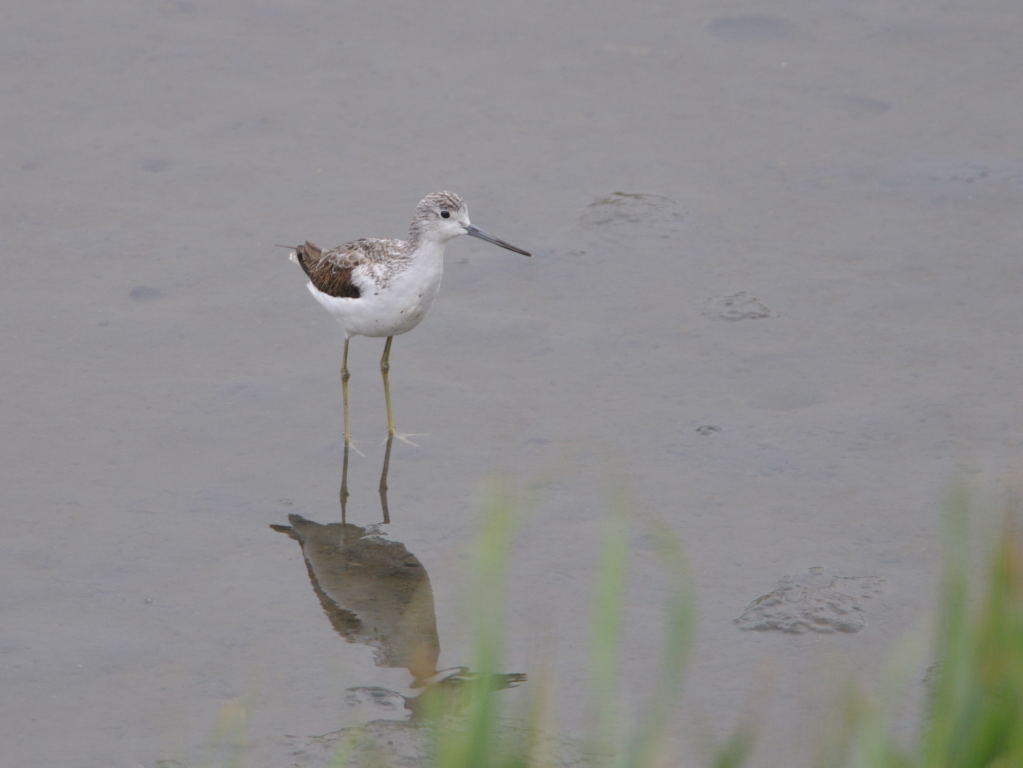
[815,491,1023,768]
[918,492,1023,768]
[429,480,520,768]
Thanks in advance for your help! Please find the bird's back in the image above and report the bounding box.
[293,240,361,299]
[294,238,413,299]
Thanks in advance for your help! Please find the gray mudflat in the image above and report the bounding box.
[3,1,1022,766]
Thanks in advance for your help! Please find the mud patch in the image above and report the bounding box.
[578,192,683,228]
[735,567,885,634]
[129,285,167,301]
[701,292,772,321]
[707,15,793,43]
[282,719,593,768]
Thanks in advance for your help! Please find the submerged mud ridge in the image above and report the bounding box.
[701,292,773,322]
[282,720,594,768]
[578,192,684,228]
[735,567,885,634]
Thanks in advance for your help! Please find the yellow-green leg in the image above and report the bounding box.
[380,336,396,437]
[378,434,393,524]
[341,337,352,445]
[380,337,423,445]
[339,442,350,523]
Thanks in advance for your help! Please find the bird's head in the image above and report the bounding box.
[410,191,531,256]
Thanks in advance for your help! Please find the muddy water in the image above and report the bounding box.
[4,1,1023,766]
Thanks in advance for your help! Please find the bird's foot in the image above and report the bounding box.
[385,431,426,448]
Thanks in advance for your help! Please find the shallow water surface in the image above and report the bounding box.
[3,1,1023,766]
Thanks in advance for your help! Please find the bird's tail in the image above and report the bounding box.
[277,241,323,275]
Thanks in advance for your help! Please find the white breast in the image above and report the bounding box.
[309,242,446,339]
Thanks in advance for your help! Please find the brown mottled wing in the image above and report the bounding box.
[294,240,362,298]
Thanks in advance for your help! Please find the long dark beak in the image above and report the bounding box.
[464,225,532,256]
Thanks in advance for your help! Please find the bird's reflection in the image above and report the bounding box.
[377,434,393,523]
[339,435,393,524]
[273,437,525,720]
[271,512,441,683]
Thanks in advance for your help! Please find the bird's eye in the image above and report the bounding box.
[440,210,450,219]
